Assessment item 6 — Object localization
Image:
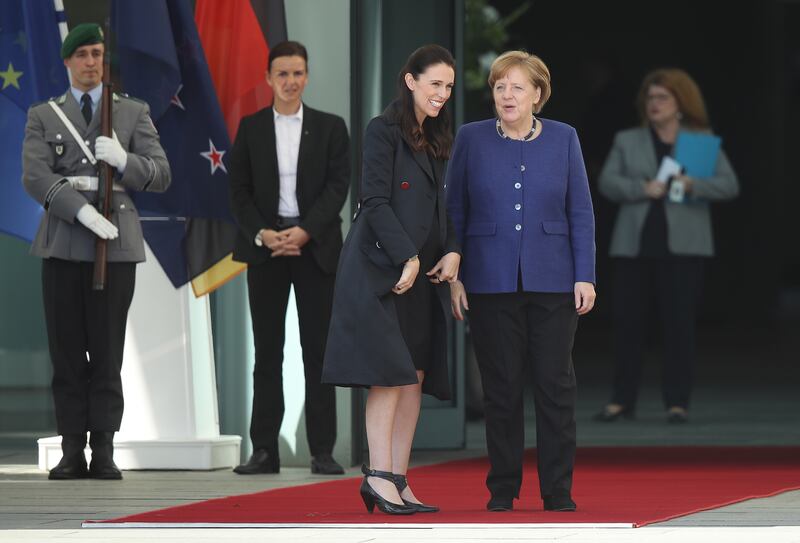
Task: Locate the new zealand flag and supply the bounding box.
[112,0,238,288]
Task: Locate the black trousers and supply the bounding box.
[610,257,704,409]
[42,258,136,435]
[245,250,337,458]
[469,291,578,499]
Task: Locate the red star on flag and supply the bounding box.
[200,139,227,175]
[171,84,186,110]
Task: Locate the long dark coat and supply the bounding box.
[322,109,460,400]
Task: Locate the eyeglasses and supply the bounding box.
[646,93,673,103]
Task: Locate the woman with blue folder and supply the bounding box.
[594,68,739,424]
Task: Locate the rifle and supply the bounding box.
[93,18,114,290]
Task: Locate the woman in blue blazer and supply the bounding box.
[447,51,596,513]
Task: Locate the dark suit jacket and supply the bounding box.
[228,104,350,273]
[322,109,460,400]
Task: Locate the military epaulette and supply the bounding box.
[113,92,146,105]
[30,93,66,109]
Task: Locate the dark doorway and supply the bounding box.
[463,0,800,442]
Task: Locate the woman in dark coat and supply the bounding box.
[322,45,460,515]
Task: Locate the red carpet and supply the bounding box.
[87,447,800,528]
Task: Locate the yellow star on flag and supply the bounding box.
[1,62,23,90]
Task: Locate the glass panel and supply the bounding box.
[0,236,54,433]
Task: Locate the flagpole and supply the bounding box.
[53,0,70,86]
[53,0,69,42]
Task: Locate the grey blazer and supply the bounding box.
[22,90,171,263]
[598,127,738,257]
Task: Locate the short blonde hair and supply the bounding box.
[488,50,551,113]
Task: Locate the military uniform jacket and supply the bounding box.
[22,89,171,263]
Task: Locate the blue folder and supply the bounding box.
[674,131,721,178]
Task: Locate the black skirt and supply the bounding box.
[393,201,442,373]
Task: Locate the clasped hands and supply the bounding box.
[644,174,694,199]
[260,226,310,257]
[392,251,460,295]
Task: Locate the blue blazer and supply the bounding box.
[445,118,595,294]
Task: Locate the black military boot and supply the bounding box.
[88,431,122,480]
[48,433,89,480]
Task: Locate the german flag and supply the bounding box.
[191,0,287,296]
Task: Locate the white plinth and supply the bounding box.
[38,242,240,471]
[38,435,240,470]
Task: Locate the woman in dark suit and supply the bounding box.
[594,69,738,424]
[323,45,461,515]
[446,51,596,513]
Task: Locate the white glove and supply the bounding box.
[76,204,119,240]
[95,136,128,172]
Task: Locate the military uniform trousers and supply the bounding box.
[42,258,135,434]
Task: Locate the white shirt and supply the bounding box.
[274,103,303,218]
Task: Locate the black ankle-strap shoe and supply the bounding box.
[359,465,415,515]
[392,473,439,513]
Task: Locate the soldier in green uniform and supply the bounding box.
[22,23,171,480]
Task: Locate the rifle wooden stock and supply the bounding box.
[92,21,115,291]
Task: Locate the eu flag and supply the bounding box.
[0,1,68,242]
[112,0,238,288]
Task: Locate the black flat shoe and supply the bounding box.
[360,465,415,515]
[666,407,689,424]
[392,472,439,513]
[311,453,345,475]
[592,404,635,422]
[543,494,577,512]
[233,449,280,474]
[486,496,514,511]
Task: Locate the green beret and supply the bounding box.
[61,23,104,59]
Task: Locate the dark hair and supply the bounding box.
[391,44,455,159]
[268,41,308,72]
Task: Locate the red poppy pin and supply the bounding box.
[400,181,410,190]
